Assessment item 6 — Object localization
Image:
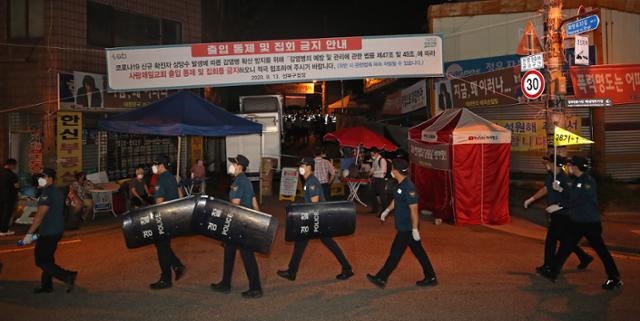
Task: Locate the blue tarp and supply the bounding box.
[98,91,262,137]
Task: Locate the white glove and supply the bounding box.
[552,180,564,192]
[22,234,34,245]
[412,228,421,241]
[380,209,390,221]
[546,204,563,213]
[523,197,535,209]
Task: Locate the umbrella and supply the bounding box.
[324,126,398,151]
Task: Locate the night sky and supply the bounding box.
[212,0,454,42]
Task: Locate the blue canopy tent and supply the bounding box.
[99,90,262,176]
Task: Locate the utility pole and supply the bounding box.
[544,0,566,150]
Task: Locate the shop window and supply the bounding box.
[87,1,182,47]
[8,0,45,40]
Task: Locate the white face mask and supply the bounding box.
[298,167,306,176]
[38,177,47,187]
[568,166,575,175]
[137,174,144,180]
[228,164,236,175]
[391,171,396,179]
[545,164,552,172]
[151,165,158,174]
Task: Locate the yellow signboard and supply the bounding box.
[554,126,594,146]
[494,119,547,152]
[56,111,83,186]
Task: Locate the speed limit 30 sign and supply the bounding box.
[521,70,545,100]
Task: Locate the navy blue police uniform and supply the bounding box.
[153,169,185,286]
[218,172,262,292]
[285,173,352,278]
[373,176,436,283]
[541,169,592,269]
[34,182,77,291]
[549,169,621,287]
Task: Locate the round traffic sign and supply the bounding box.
[521,70,545,100]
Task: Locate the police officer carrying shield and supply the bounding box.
[277,157,354,281]
[367,159,437,288]
[542,156,622,290]
[22,168,77,293]
[150,156,186,290]
[524,154,593,274]
[210,155,263,298]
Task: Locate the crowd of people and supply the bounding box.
[0,148,623,298]
[283,111,336,145]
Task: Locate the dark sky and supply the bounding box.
[211,0,453,41]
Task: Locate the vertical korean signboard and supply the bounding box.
[57,112,83,186]
[106,34,443,91]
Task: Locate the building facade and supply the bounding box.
[0,0,201,182]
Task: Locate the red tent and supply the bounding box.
[408,108,511,225]
[324,126,398,151]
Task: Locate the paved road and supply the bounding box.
[1,206,638,321]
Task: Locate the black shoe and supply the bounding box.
[66,271,78,293]
[336,269,354,280]
[602,278,623,290]
[241,289,263,299]
[416,276,438,287]
[174,265,186,281]
[150,280,172,290]
[210,282,231,294]
[366,274,386,289]
[539,268,557,283]
[277,269,296,281]
[33,287,53,294]
[577,255,594,270]
[535,265,551,275]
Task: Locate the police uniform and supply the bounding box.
[541,167,592,269]
[153,168,185,286]
[281,169,352,279]
[372,175,436,284]
[34,171,77,292]
[547,157,621,288]
[217,171,262,293]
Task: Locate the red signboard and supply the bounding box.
[570,64,640,105]
[191,37,363,57]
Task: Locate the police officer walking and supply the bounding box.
[367,159,437,289]
[542,156,622,290]
[277,157,353,281]
[211,155,263,299]
[150,156,186,290]
[524,154,593,274]
[22,168,77,293]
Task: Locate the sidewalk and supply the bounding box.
[487,183,640,257]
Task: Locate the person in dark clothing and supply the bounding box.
[210,155,263,299]
[76,75,102,108]
[22,168,77,293]
[524,154,593,273]
[277,157,353,281]
[541,156,622,290]
[367,159,437,289]
[0,159,19,236]
[149,156,186,290]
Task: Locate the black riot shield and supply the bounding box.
[285,201,356,241]
[191,196,278,254]
[121,196,198,249]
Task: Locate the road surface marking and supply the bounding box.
[0,239,82,254]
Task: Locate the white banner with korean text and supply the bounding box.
[106,34,443,91]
